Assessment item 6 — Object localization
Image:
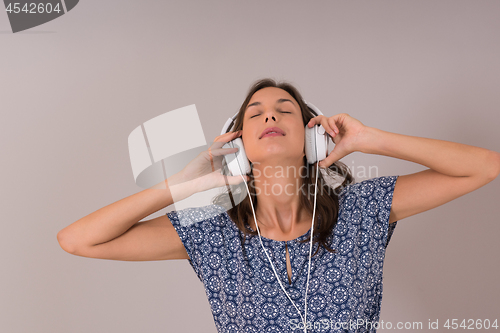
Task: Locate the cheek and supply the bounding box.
[293,129,305,146]
[291,135,305,153]
[295,131,306,153]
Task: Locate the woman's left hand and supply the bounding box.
[307,113,368,168]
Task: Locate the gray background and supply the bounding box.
[1,1,500,332]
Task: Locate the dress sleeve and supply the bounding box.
[339,175,399,249]
[366,175,399,248]
[165,204,227,281]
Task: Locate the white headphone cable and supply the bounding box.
[304,138,320,331]
[238,148,320,333]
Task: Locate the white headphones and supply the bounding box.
[220,99,329,332]
[220,100,328,175]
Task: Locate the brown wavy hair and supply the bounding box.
[213,78,354,257]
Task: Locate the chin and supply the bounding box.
[252,153,304,165]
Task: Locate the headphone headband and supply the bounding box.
[220,99,324,135]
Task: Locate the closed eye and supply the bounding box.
[250,111,291,119]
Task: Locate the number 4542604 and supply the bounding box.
[444,319,498,330]
[5,2,62,14]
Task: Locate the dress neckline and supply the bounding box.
[243,222,313,244]
[223,211,313,244]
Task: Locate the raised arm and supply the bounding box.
[359,127,500,223]
[307,113,500,224]
[56,129,247,261]
[56,172,194,261]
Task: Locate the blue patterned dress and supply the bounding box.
[166,175,399,333]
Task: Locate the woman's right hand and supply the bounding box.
[177,130,250,192]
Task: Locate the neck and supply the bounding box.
[249,158,313,239]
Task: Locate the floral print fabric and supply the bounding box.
[166,175,399,332]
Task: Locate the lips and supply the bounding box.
[260,127,285,139]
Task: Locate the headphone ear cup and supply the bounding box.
[305,124,328,164]
[222,138,251,176]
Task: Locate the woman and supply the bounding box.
[57,78,500,333]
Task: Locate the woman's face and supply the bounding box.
[241,87,305,166]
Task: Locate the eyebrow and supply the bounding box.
[245,98,296,111]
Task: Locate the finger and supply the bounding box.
[308,116,323,127]
[308,116,336,138]
[217,168,249,185]
[208,149,215,172]
[318,146,347,168]
[307,115,325,128]
[210,135,241,151]
[209,147,239,157]
[218,129,241,138]
[225,174,250,185]
[214,130,242,142]
[327,117,340,134]
[319,118,336,137]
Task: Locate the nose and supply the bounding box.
[265,115,276,122]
